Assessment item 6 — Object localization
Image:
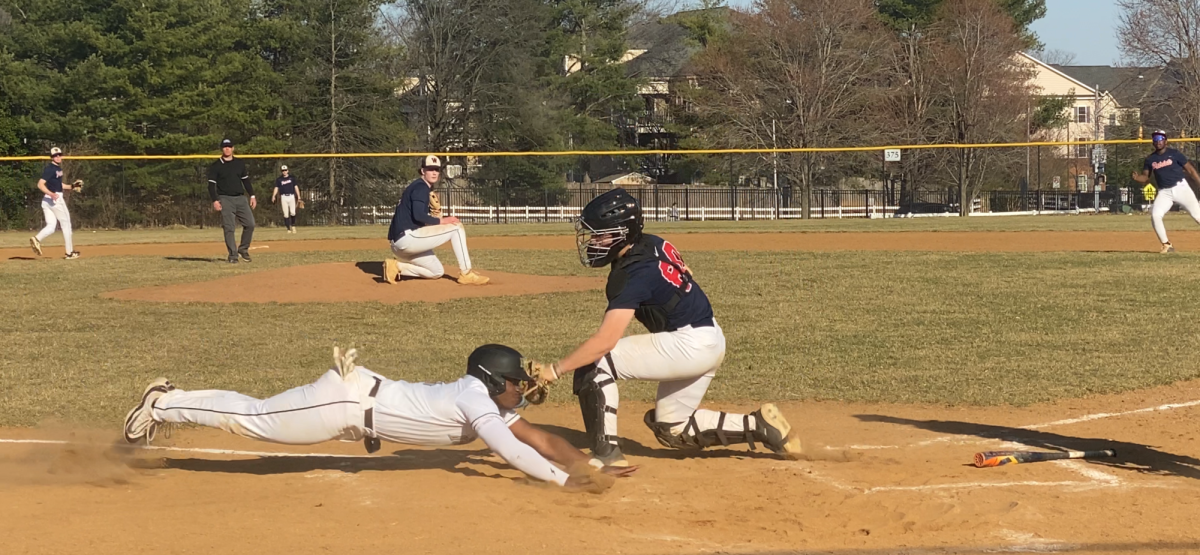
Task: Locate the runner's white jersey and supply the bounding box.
[365,372,520,445]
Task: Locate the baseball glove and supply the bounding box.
[71,179,83,193]
[429,190,443,218]
[298,199,305,210]
[521,359,558,405]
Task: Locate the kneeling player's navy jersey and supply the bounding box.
[605,234,713,333]
[1145,148,1190,188]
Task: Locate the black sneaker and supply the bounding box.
[64,251,80,260]
[228,256,239,264]
[239,252,251,263]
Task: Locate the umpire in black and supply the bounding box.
[208,138,257,263]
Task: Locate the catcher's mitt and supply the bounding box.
[521,359,558,405]
[71,179,83,193]
[297,199,305,210]
[429,190,443,218]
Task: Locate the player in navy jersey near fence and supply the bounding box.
[1132,130,1200,253]
[272,165,301,233]
[527,188,802,467]
[29,147,81,259]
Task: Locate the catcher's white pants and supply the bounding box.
[1151,180,1200,244]
[151,369,372,445]
[593,321,751,436]
[389,224,473,279]
[280,194,297,218]
[35,195,73,254]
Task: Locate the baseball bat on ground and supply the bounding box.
[973,449,1116,468]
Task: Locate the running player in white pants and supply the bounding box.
[122,344,637,489]
[530,188,802,467]
[1133,130,1200,253]
[29,147,80,259]
[384,155,488,285]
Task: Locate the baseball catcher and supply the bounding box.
[123,344,635,490]
[527,188,802,467]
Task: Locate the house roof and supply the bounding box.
[1050,64,1164,107]
[624,20,698,80]
[593,172,654,184]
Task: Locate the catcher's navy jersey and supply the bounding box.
[606,235,714,332]
[41,163,63,193]
[1145,148,1190,187]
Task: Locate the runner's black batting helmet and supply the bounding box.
[576,188,644,268]
[465,344,534,397]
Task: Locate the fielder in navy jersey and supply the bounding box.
[1132,130,1200,253]
[527,188,802,467]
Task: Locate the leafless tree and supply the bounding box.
[927,0,1034,215]
[690,0,891,217]
[1030,48,1078,66]
[1118,0,1200,135]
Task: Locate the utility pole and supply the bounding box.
[771,119,778,189]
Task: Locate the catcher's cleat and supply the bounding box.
[29,237,42,256]
[752,403,802,458]
[1161,242,1175,254]
[239,251,252,263]
[457,270,490,285]
[64,251,80,260]
[384,258,399,284]
[124,378,175,444]
[588,446,631,469]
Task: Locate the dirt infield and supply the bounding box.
[7,228,1200,554]
[102,262,604,304]
[6,229,1200,260]
[2,381,1199,555]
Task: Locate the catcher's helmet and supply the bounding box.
[576,188,643,268]
[466,344,533,397]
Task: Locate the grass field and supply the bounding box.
[0,211,1189,248]
[5,219,1200,428]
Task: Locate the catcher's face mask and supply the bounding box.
[576,218,628,268]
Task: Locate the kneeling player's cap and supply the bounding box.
[50,147,62,156]
[280,165,288,171]
[421,155,443,170]
[221,138,234,148]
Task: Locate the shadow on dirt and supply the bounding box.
[537,424,782,461]
[133,448,517,481]
[855,414,1200,480]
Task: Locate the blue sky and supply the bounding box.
[722,0,1123,66]
[1029,0,1122,65]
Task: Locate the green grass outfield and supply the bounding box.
[0,211,1189,248]
[4,232,1200,428]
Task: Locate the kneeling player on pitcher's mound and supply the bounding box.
[123,344,636,489]
[384,155,488,285]
[526,188,802,467]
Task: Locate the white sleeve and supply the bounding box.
[471,414,568,486]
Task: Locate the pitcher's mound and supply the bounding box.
[102,262,604,304]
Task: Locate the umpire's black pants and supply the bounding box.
[219,194,255,259]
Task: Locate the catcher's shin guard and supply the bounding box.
[574,361,622,462]
[643,408,799,455]
[643,409,749,450]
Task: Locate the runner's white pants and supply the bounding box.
[35,195,73,254]
[152,369,374,445]
[1151,180,1200,244]
[389,224,473,278]
[280,194,296,218]
[591,320,754,436]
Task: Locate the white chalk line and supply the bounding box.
[0,438,370,459]
[832,398,1200,451]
